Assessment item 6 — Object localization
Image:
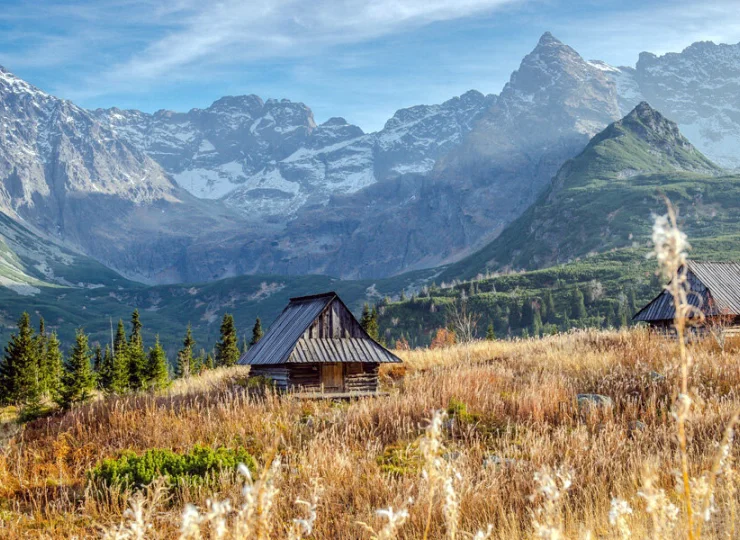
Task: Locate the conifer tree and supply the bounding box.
[35,317,50,396]
[485,323,495,341]
[241,337,248,356]
[0,313,38,405]
[44,331,64,402]
[192,350,205,375]
[627,288,637,317]
[176,325,195,379]
[98,344,114,391]
[543,290,557,324]
[532,310,543,337]
[58,329,95,409]
[570,288,587,320]
[216,314,240,367]
[204,353,215,370]
[509,301,522,329]
[110,320,130,394]
[521,299,535,329]
[145,336,169,391]
[360,304,372,332]
[364,307,380,341]
[127,310,147,391]
[249,318,264,347]
[92,344,103,375]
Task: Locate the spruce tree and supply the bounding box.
[192,350,205,376]
[110,320,130,394]
[176,325,195,379]
[532,310,543,337]
[627,288,637,317]
[249,318,264,347]
[204,353,215,370]
[35,317,50,397]
[127,310,147,391]
[521,299,535,329]
[509,301,522,329]
[146,336,169,391]
[544,290,557,324]
[92,345,103,375]
[0,313,39,405]
[44,332,64,402]
[485,323,495,341]
[570,288,587,320]
[364,307,380,341]
[58,329,95,409]
[216,314,240,367]
[98,344,114,391]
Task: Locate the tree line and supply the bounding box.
[0,310,265,418]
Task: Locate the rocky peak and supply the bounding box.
[207,94,264,116]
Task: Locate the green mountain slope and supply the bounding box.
[441,102,738,282]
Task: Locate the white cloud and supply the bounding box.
[100,0,520,82]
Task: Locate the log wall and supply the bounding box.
[249,366,290,391]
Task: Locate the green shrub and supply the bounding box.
[447,397,479,424]
[89,445,256,490]
[376,442,420,477]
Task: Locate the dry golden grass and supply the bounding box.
[2,328,740,538]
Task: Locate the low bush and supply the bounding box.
[89,444,256,490]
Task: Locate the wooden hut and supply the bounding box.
[633,261,740,330]
[238,292,401,395]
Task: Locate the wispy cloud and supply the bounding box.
[2,0,521,99]
[1,0,740,131]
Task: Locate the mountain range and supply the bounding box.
[3,32,740,347]
[3,33,740,286]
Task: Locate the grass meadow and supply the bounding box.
[1,327,740,538]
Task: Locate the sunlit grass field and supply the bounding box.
[1,327,740,538]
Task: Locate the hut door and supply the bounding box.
[321,363,344,392]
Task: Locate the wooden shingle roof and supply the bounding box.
[633,261,740,322]
[238,292,401,366]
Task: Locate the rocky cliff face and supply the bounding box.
[3,34,740,284]
[606,40,740,169]
[95,89,494,222]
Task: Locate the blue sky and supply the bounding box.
[1,0,739,131]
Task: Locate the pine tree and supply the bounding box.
[544,290,557,324]
[521,299,535,329]
[363,307,380,341]
[92,344,103,375]
[192,349,205,376]
[110,320,130,394]
[360,304,372,332]
[44,332,64,402]
[0,313,39,405]
[98,344,114,391]
[58,329,95,409]
[509,301,522,329]
[627,288,637,317]
[532,310,543,337]
[35,317,50,397]
[249,318,264,347]
[485,323,495,341]
[618,302,630,328]
[176,325,195,379]
[127,310,147,391]
[241,337,248,356]
[204,353,215,370]
[145,336,169,391]
[216,314,240,367]
[570,288,587,320]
